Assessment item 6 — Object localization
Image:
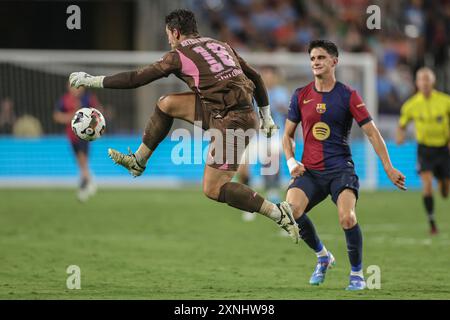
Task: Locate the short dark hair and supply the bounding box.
[308,40,339,57]
[165,9,199,36]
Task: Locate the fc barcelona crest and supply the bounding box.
[316,103,327,114]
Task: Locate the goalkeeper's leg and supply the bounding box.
[108,92,196,176]
[203,165,299,243]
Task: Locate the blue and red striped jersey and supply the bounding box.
[288,81,372,171]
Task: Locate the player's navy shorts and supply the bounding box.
[288,167,360,213]
[417,144,450,179]
[70,138,89,155]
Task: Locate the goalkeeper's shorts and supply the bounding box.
[194,94,257,172]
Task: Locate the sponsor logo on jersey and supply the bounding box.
[303,99,314,104]
[312,122,330,141]
[316,103,327,114]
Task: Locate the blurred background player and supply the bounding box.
[68,9,300,242]
[240,65,290,221]
[0,97,17,134]
[53,84,99,202]
[396,67,450,235]
[283,40,406,290]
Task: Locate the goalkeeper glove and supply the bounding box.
[258,105,278,138]
[69,72,105,89]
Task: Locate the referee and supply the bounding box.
[396,67,450,235]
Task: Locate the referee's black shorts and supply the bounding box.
[417,144,450,179]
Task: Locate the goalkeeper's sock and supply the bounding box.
[134,143,151,168]
[344,223,363,274]
[296,214,325,255]
[142,105,174,151]
[217,182,281,220]
[259,200,282,221]
[423,195,436,227]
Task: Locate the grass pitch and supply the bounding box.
[0,188,449,299]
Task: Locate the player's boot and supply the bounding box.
[108,148,146,177]
[77,178,90,202]
[430,222,439,235]
[309,251,336,285]
[276,202,300,244]
[87,180,97,197]
[345,275,366,291]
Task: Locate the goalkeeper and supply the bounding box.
[68,9,299,242]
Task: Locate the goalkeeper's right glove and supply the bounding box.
[69,72,105,89]
[258,105,278,138]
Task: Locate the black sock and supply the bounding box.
[344,224,363,272]
[80,178,89,189]
[296,214,323,252]
[423,196,436,227]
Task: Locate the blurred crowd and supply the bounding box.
[189,0,450,114]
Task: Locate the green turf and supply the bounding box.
[0,188,449,299]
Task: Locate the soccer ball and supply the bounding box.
[71,107,106,141]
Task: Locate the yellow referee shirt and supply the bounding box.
[399,90,450,147]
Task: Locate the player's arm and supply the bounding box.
[349,89,406,190]
[231,48,276,137]
[283,89,305,177]
[53,110,72,124]
[283,119,305,177]
[396,101,412,145]
[362,121,406,191]
[53,98,72,124]
[68,52,180,89]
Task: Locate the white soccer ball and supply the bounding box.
[71,107,106,141]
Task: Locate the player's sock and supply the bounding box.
[296,214,326,256]
[350,269,364,278]
[218,182,280,220]
[344,223,363,274]
[259,200,282,221]
[80,177,89,190]
[134,143,151,168]
[142,105,174,152]
[423,195,436,228]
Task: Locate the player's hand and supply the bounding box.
[69,72,104,89]
[258,105,279,138]
[287,157,305,177]
[386,167,407,191]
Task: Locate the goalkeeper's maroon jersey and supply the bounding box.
[158,37,256,111]
[103,36,268,113]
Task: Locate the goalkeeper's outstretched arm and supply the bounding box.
[69,52,180,89]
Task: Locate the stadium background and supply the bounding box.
[0,0,449,300]
[1,0,449,189]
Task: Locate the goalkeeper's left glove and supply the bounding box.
[69,72,105,89]
[258,105,278,138]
